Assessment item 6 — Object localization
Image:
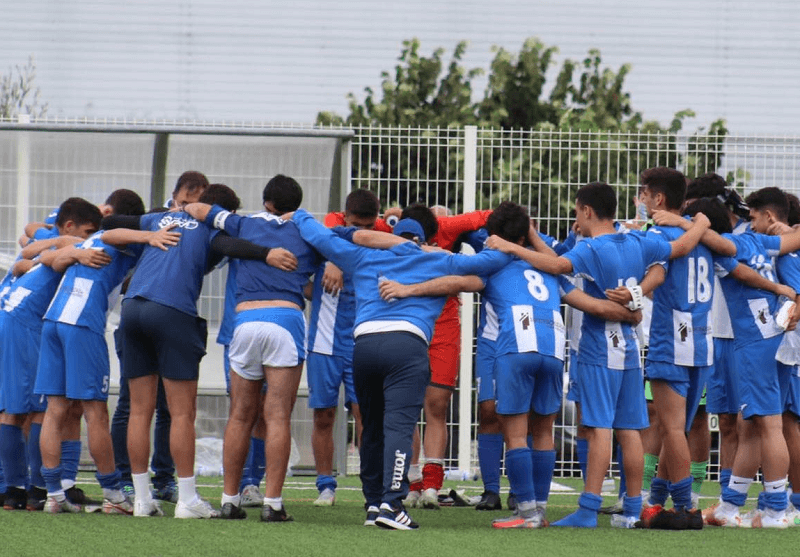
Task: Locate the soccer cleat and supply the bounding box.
[3,487,27,510]
[701,502,720,524]
[103,497,134,515]
[44,495,82,514]
[599,496,624,515]
[749,511,790,529]
[152,482,179,504]
[175,497,219,519]
[506,493,518,512]
[610,514,638,529]
[133,499,164,517]
[705,504,743,527]
[375,502,419,530]
[683,508,704,530]
[784,503,800,526]
[420,488,440,510]
[220,502,247,520]
[650,508,688,530]
[403,489,422,508]
[475,491,502,511]
[27,486,47,511]
[314,488,335,507]
[260,504,294,522]
[637,503,663,528]
[240,484,264,508]
[121,484,135,499]
[364,505,380,526]
[493,508,548,529]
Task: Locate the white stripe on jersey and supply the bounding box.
[553,309,566,360]
[55,277,94,325]
[604,321,627,370]
[312,291,339,355]
[511,305,538,353]
[747,297,782,340]
[481,301,499,342]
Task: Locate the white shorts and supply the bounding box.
[229,308,306,380]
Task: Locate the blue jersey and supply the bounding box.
[206,206,318,308]
[293,209,513,343]
[776,251,800,365]
[0,227,59,306]
[44,208,59,225]
[646,223,714,367]
[714,231,783,347]
[216,258,238,345]
[124,211,220,316]
[2,255,64,331]
[562,232,671,370]
[482,258,574,359]
[307,261,356,356]
[44,232,143,336]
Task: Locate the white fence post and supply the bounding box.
[457,125,478,476]
[16,115,31,243]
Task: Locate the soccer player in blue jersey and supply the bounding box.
[657,197,800,528]
[184,175,312,522]
[0,198,103,511]
[487,182,710,528]
[104,183,293,519]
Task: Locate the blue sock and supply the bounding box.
[757,490,766,511]
[552,492,601,528]
[649,477,670,506]
[0,424,27,488]
[719,468,732,491]
[576,438,588,482]
[790,491,800,509]
[250,437,265,486]
[60,440,81,484]
[623,494,642,519]
[27,423,44,489]
[239,444,255,491]
[505,447,535,504]
[764,490,788,512]
[41,465,63,495]
[721,485,748,507]
[0,456,5,494]
[477,433,503,494]
[616,444,626,498]
[532,449,555,504]
[316,474,337,493]
[96,469,122,490]
[669,476,693,511]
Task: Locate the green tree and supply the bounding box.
[1,56,48,120]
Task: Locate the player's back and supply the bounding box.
[307,260,356,356]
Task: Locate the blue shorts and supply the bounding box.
[778,362,796,415]
[577,363,648,430]
[0,314,46,415]
[784,364,800,418]
[645,360,710,432]
[475,337,496,404]
[307,352,356,409]
[706,337,740,415]
[566,349,580,403]
[230,307,306,380]
[737,336,783,419]
[119,297,208,381]
[35,321,110,401]
[494,352,563,416]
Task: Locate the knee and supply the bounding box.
[313,408,336,430]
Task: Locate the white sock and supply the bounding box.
[408,465,422,484]
[177,476,197,505]
[103,488,125,504]
[764,478,787,493]
[221,492,241,507]
[61,479,76,490]
[536,501,547,510]
[264,496,283,511]
[729,475,752,494]
[49,490,65,501]
[132,473,152,502]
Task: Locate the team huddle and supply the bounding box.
[0,167,799,531]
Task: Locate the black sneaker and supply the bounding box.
[65,486,97,505]
[364,504,380,526]
[476,491,502,511]
[220,502,247,520]
[260,505,294,522]
[682,508,704,530]
[375,502,419,530]
[506,493,517,512]
[649,508,688,530]
[3,487,27,510]
[26,486,47,511]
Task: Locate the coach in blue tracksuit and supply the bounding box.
[291,209,512,530]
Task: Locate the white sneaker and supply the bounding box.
[610,514,638,529]
[420,488,439,509]
[706,503,743,527]
[44,495,81,514]
[240,484,264,508]
[785,502,800,526]
[403,489,421,508]
[133,498,164,517]
[750,509,790,529]
[314,488,336,507]
[175,497,220,519]
[103,497,134,515]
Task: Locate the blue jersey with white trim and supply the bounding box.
[293,210,513,343]
[44,232,143,336]
[482,257,574,359]
[307,261,356,356]
[206,206,319,309]
[0,227,59,306]
[562,232,671,370]
[646,223,714,367]
[216,258,238,345]
[714,231,783,347]
[2,255,63,331]
[124,211,220,316]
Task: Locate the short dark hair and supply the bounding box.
[262,174,303,213]
[787,193,800,226]
[486,201,530,244]
[575,182,617,220]
[344,189,380,218]
[172,171,209,196]
[401,203,439,242]
[104,189,145,216]
[199,184,242,212]
[641,167,687,210]
[56,197,103,229]
[686,173,727,200]
[745,187,789,224]
[684,198,732,234]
